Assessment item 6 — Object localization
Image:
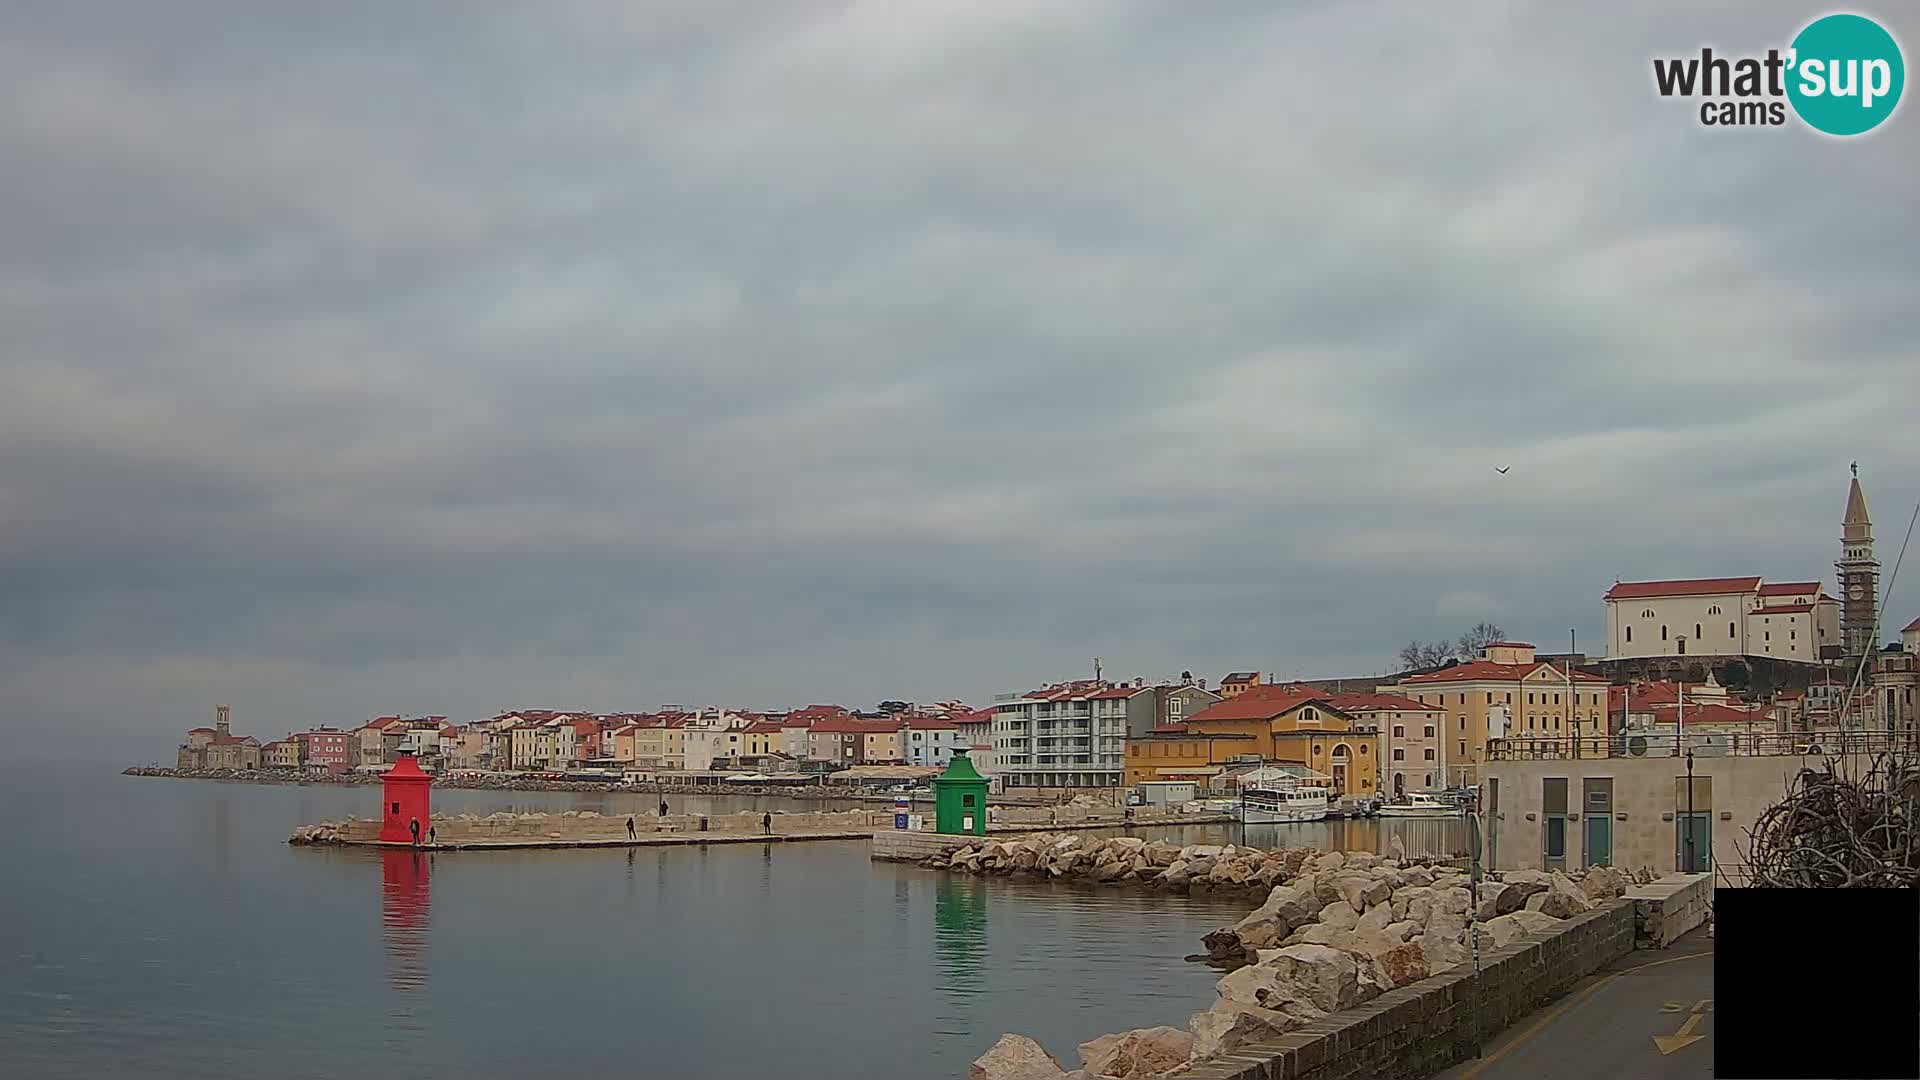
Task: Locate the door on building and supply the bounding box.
[1677,813,1711,872]
[1544,815,1567,872]
[1542,777,1568,872]
[1584,814,1612,868]
[1582,778,1613,868]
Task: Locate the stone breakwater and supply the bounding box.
[916,835,1458,896]
[966,847,1655,1080]
[290,807,894,845]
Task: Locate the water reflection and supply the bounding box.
[380,850,431,993]
[933,877,988,990]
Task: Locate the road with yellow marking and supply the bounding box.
[1434,927,1714,1080]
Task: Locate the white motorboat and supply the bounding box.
[1237,784,1332,824]
[1376,792,1457,818]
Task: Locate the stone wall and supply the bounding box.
[870,831,975,862]
[295,809,891,844]
[1625,873,1712,949]
[1178,902,1636,1080]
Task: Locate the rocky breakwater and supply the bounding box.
[969,852,1644,1080]
[923,835,1329,895]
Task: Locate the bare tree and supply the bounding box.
[1456,621,1507,658]
[1396,640,1457,672]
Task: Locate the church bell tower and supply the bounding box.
[1837,463,1879,661]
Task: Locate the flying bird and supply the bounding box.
[1494,465,1510,475]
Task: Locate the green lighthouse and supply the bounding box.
[932,750,989,836]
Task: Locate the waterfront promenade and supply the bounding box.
[1432,928,1714,1080]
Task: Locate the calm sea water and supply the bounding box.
[0,765,1466,1079]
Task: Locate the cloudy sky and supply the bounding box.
[4,1,1916,758]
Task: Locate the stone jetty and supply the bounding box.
[290,808,890,849]
[968,850,1654,1080]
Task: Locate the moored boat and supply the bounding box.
[1376,792,1457,818]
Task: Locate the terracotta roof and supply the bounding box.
[952,708,995,725]
[742,719,786,734]
[187,727,216,734]
[1186,684,1335,722]
[1904,617,1920,633]
[1147,723,1190,734]
[1757,582,1821,596]
[1753,603,1813,614]
[810,717,903,734]
[1404,660,1606,685]
[1324,692,1442,713]
[1645,702,1763,727]
[903,716,960,730]
[1088,686,1148,700]
[210,735,258,746]
[1605,577,1762,600]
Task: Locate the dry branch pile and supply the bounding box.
[1744,754,1920,887]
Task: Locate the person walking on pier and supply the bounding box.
[762,811,773,835]
[428,825,436,846]
[659,799,669,818]
[626,815,637,840]
[408,817,421,848]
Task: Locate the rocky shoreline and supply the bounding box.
[958,840,1651,1079]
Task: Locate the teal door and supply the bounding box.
[1676,813,1711,872]
[1544,815,1567,872]
[1584,814,1612,868]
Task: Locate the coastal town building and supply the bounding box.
[176,706,264,770]
[989,681,1124,789]
[1219,672,1261,698]
[1125,685,1380,796]
[293,729,353,773]
[1394,642,1609,784]
[1602,577,1840,665]
[263,739,301,769]
[904,715,965,767]
[1323,692,1445,796]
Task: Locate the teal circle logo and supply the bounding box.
[1786,13,1905,135]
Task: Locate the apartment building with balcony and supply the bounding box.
[988,681,1125,789]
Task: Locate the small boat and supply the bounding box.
[1238,784,1332,824]
[1377,792,1458,818]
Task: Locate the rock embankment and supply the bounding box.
[969,852,1651,1080]
[921,835,1385,896]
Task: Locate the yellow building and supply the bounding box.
[742,720,781,757]
[263,740,303,769]
[861,726,905,763]
[1126,685,1380,796]
[1393,642,1610,782]
[631,723,686,770]
[1219,672,1262,698]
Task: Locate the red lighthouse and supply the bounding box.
[378,753,433,844]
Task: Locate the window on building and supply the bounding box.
[1764,631,1770,641]
[1695,623,1702,639]
[1626,626,1632,642]
[1729,622,1736,638]
[1359,745,1369,755]
[1661,625,1669,640]
[1708,605,1721,615]
[1528,693,1535,705]
[1642,608,1655,618]
[1458,740,1466,757]
[1425,773,1434,786]
[1553,693,1561,705]
[1423,748,1434,760]
[1423,725,1435,737]
[1393,725,1405,738]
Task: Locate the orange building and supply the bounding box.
[1125,684,1379,796]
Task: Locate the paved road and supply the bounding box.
[1434,927,1715,1080]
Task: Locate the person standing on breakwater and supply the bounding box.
[658,799,669,818]
[762,812,772,835]
[428,825,436,846]
[627,815,637,839]
[409,818,420,848]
